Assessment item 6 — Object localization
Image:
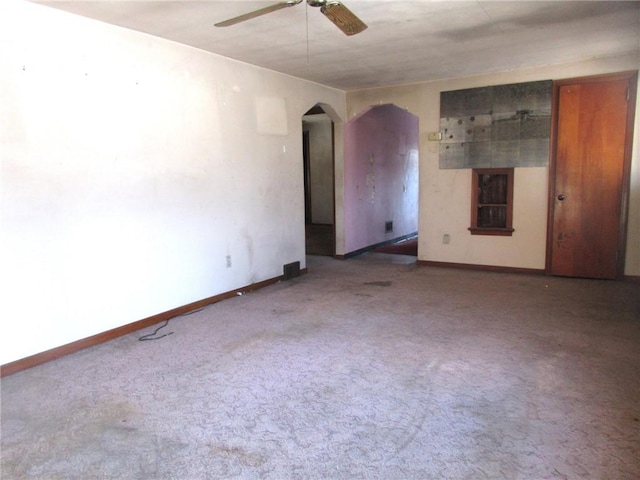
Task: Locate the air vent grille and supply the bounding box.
[283,261,301,280]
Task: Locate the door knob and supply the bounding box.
[557,194,566,201]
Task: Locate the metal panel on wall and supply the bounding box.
[439,80,552,169]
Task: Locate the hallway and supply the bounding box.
[305,224,334,257]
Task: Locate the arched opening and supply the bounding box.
[302,104,335,256]
[342,104,419,258]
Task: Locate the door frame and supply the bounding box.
[302,106,337,256]
[545,70,638,278]
[303,130,312,225]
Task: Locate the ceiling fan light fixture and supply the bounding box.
[214,0,367,36]
[320,2,368,36]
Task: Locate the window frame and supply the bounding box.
[469,167,515,236]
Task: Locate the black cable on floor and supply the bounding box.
[137,307,205,341]
[138,320,173,341]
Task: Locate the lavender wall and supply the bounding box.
[343,104,419,254]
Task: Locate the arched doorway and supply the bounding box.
[342,104,419,257]
[302,104,335,256]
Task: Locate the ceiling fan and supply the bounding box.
[215,0,368,36]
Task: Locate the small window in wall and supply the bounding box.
[469,168,514,236]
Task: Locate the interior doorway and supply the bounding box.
[547,71,637,279]
[302,105,335,256]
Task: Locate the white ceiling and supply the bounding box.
[35,1,640,90]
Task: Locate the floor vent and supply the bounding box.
[385,221,393,233]
[283,261,301,280]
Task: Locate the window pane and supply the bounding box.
[479,174,508,204]
[478,206,507,228]
[470,167,514,236]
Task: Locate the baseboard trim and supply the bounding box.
[335,232,418,260]
[1,269,307,377]
[417,260,545,276]
[417,262,638,280]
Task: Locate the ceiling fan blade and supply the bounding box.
[215,0,302,27]
[320,1,367,36]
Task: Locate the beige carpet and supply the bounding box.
[2,253,639,479]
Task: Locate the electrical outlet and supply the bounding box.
[443,234,450,244]
[225,255,232,268]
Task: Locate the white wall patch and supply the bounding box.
[255,96,288,136]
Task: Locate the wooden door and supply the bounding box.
[548,72,637,279]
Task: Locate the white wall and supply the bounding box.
[0,1,345,365]
[347,53,640,275]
